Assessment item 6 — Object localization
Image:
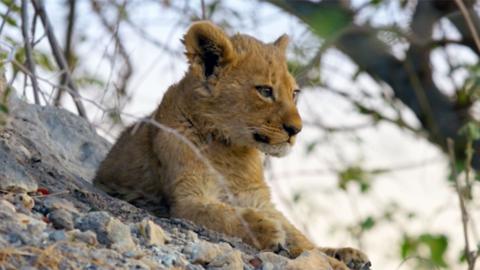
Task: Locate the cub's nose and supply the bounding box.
[283,123,302,136]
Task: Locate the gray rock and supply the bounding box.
[8,99,110,182]
[257,252,289,269]
[42,197,79,213]
[135,219,170,246]
[68,229,98,246]
[184,240,234,265]
[0,199,16,215]
[76,211,136,252]
[0,139,37,192]
[76,211,112,244]
[49,230,67,241]
[208,249,244,270]
[48,208,74,230]
[187,264,206,270]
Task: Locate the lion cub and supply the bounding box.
[94,21,370,270]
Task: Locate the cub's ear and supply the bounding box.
[183,21,235,78]
[273,34,289,53]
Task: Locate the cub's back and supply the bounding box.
[93,123,170,216]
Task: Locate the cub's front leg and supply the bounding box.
[170,182,286,251]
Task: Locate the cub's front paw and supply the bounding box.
[242,209,286,251]
[321,247,371,270]
[325,256,351,270]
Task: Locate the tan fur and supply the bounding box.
[94,21,370,270]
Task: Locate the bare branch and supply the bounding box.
[21,0,41,105]
[0,1,14,35]
[447,138,477,270]
[54,0,76,106]
[201,0,206,20]
[453,0,480,52]
[31,0,87,119]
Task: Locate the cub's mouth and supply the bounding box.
[253,132,271,144]
[252,132,293,157]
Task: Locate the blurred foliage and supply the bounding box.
[400,233,449,268]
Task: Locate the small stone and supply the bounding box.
[256,252,289,270]
[4,192,34,212]
[107,216,137,252]
[138,219,170,246]
[124,250,136,258]
[184,240,232,265]
[68,229,98,245]
[91,247,121,261]
[48,209,74,230]
[0,199,16,215]
[208,250,243,270]
[262,262,274,270]
[186,264,204,270]
[0,159,38,193]
[76,211,136,251]
[49,230,67,241]
[42,197,78,214]
[186,230,198,242]
[249,257,263,268]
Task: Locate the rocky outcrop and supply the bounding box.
[0,92,335,269]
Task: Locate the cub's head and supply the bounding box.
[183,21,302,157]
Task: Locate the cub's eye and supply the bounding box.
[255,85,274,99]
[293,89,301,101]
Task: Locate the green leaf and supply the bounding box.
[1,0,20,13]
[0,103,8,114]
[400,233,449,268]
[448,160,465,182]
[360,216,375,231]
[459,122,480,141]
[292,192,302,203]
[337,165,371,193]
[400,235,415,259]
[0,13,17,27]
[76,75,105,88]
[33,51,55,71]
[305,141,317,155]
[458,249,467,263]
[418,234,448,267]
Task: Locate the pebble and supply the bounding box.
[137,219,170,246]
[208,249,244,270]
[48,208,74,230]
[0,199,16,215]
[68,229,98,245]
[49,230,67,241]
[184,240,233,265]
[186,230,198,242]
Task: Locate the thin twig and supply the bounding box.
[21,0,41,105]
[30,0,87,119]
[454,0,480,52]
[54,0,76,106]
[0,1,14,35]
[30,8,37,47]
[447,138,477,270]
[201,0,206,20]
[91,0,132,98]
